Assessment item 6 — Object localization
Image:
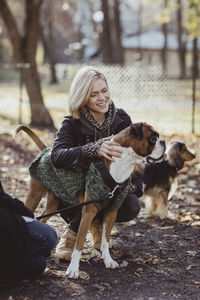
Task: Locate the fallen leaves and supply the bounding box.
[178,213,200,226]
[123,220,136,227]
[0,131,200,299]
[186,264,197,271]
[120,260,129,267]
[131,255,158,265]
[161,292,169,296]
[135,232,145,237]
[45,269,90,281]
[44,269,87,296]
[68,281,86,297]
[94,282,111,292]
[45,269,66,277]
[79,271,90,280]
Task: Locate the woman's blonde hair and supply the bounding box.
[68,66,108,119]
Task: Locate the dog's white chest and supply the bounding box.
[110,147,143,183]
[168,177,178,200]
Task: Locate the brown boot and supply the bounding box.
[55,228,77,261]
[89,221,102,250]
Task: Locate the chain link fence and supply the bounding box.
[0,62,199,134]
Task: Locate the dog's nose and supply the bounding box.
[160,140,166,147]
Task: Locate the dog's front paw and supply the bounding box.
[66,249,81,279]
[66,265,79,279]
[104,257,119,269]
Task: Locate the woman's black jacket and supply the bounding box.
[51,108,132,173]
[0,181,34,280]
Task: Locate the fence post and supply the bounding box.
[18,65,23,124]
[191,38,198,134]
[192,71,196,134]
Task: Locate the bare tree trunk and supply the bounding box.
[101,0,114,63]
[40,24,49,62]
[136,4,143,61]
[113,0,124,64]
[41,1,58,84]
[47,6,58,84]
[23,63,54,126]
[0,40,3,61]
[177,0,186,79]
[193,38,199,78]
[161,21,167,73]
[161,0,168,73]
[0,0,55,128]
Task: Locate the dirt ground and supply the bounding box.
[0,128,200,300]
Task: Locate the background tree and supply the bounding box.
[0,0,55,128]
[101,0,123,64]
[113,0,124,64]
[161,0,169,73]
[187,0,200,78]
[101,0,114,63]
[177,0,186,79]
[136,3,143,62]
[40,0,58,84]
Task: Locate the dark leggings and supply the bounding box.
[60,193,141,233]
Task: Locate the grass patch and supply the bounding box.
[0,68,20,82]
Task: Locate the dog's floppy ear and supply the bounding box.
[176,142,185,169]
[0,181,4,192]
[168,142,184,170]
[175,155,184,170]
[130,123,143,140]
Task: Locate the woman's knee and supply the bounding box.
[116,194,141,222]
[130,195,141,216]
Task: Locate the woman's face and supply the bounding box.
[86,79,110,117]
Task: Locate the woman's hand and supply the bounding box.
[98,136,123,162]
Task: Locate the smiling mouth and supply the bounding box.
[97,101,108,107]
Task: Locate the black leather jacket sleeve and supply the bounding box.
[51,117,84,171]
[51,110,132,172]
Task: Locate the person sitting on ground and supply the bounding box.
[49,66,143,261]
[0,180,57,281]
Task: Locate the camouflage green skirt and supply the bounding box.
[29,148,130,212]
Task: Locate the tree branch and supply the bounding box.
[0,0,22,60]
[24,0,43,61]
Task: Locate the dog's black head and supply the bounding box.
[167,141,195,170]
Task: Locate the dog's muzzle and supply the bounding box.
[147,139,166,164]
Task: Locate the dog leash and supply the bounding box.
[36,184,123,221]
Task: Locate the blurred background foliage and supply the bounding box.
[0,0,199,134]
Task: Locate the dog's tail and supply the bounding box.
[13,125,47,151]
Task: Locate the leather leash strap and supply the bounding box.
[36,184,123,221]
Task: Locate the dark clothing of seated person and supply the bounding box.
[0,181,57,281]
